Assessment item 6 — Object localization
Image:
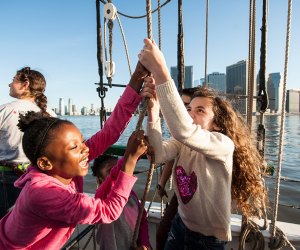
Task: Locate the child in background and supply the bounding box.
[0,67,56,218]
[92,155,151,250]
[0,62,154,249]
[140,38,267,249]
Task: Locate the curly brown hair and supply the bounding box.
[192,87,268,220]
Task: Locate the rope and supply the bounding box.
[177,0,184,95]
[96,0,107,129]
[270,0,292,240]
[132,1,154,248]
[158,0,162,50]
[256,0,269,158]
[246,0,256,127]
[99,0,171,19]
[203,0,209,87]
[269,225,296,250]
[239,219,265,250]
[115,13,132,76]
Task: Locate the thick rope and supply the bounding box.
[239,219,265,250]
[246,0,256,127]
[96,0,106,129]
[177,0,184,95]
[269,225,296,250]
[158,0,162,50]
[257,0,269,158]
[132,1,154,248]
[270,0,292,241]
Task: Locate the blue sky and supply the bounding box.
[0,0,299,111]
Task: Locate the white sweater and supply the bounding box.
[147,80,234,241]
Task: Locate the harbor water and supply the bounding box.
[64,114,300,224]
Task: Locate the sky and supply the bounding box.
[0,0,299,111]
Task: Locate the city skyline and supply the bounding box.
[52,62,298,115]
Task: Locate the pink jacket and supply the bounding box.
[0,86,141,250]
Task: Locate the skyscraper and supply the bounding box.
[170,66,193,89]
[206,72,226,93]
[267,73,283,113]
[286,89,300,113]
[226,60,256,114]
[68,98,73,116]
[59,98,65,116]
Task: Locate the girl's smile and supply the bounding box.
[41,123,90,184]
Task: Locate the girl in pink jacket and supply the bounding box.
[0,63,153,250]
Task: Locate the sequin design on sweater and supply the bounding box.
[176,166,197,204]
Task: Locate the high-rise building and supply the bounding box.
[81,106,88,116]
[59,98,65,116]
[206,72,226,93]
[267,73,283,113]
[68,98,73,116]
[170,66,193,89]
[286,89,300,113]
[226,60,256,114]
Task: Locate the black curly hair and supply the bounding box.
[18,111,73,165]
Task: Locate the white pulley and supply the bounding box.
[104,3,117,20]
[105,61,115,78]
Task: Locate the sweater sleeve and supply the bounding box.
[155,80,234,161]
[28,171,137,225]
[147,118,181,164]
[86,85,142,161]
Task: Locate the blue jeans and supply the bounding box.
[164,213,227,250]
[0,170,20,218]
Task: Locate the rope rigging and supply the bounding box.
[177,0,184,95]
[132,1,156,248]
[246,0,256,128]
[96,0,107,129]
[256,0,269,159]
[269,1,295,249]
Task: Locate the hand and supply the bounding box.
[142,76,156,102]
[122,130,148,175]
[125,130,148,160]
[129,62,150,93]
[138,38,171,84]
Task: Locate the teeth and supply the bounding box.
[80,159,88,169]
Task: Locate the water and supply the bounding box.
[63,114,300,224]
